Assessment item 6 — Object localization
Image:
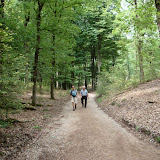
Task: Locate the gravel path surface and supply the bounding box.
[15,93,160,160]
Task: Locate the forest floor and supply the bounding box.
[0,91,68,160]
[0,80,160,160]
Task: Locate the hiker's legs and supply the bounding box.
[75,97,77,109]
[75,103,77,109]
[85,96,87,107]
[71,97,75,110]
[81,97,84,106]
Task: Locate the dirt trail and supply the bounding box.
[15,93,160,160]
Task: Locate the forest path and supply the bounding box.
[15,93,160,160]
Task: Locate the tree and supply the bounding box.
[155,0,160,34]
[32,0,45,105]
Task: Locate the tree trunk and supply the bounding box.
[50,33,56,99]
[0,0,5,89]
[78,73,81,90]
[62,81,67,90]
[51,58,55,99]
[38,72,42,94]
[0,0,5,27]
[84,63,87,89]
[127,54,130,80]
[134,0,144,83]
[32,1,44,106]
[91,45,96,91]
[71,71,75,86]
[97,35,101,73]
[56,71,59,89]
[112,55,116,66]
[155,0,160,34]
[138,39,144,82]
[24,12,30,88]
[51,74,55,99]
[149,52,157,79]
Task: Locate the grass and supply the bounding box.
[0,118,18,128]
[122,98,127,102]
[0,119,11,128]
[33,126,41,130]
[9,110,21,114]
[44,115,52,118]
[97,96,104,103]
[157,136,160,143]
[136,126,140,132]
[117,103,121,107]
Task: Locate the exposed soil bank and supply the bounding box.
[98,79,160,147]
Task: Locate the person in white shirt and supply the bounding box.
[80,86,88,108]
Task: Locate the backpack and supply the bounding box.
[71,90,77,97]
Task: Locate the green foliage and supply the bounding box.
[97,2,160,96]
[33,126,41,130]
[0,119,11,128]
[97,96,104,103]
[0,24,25,118]
[136,126,140,132]
[111,101,116,106]
[1,0,160,112]
[0,118,18,128]
[44,115,51,118]
[157,136,160,143]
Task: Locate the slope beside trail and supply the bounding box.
[15,93,160,160]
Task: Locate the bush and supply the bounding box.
[96,65,141,96]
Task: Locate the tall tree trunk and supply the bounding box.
[97,35,101,73]
[32,1,44,106]
[84,63,87,89]
[91,45,96,91]
[62,81,67,90]
[135,53,138,78]
[149,52,157,79]
[0,0,5,27]
[0,0,5,88]
[71,71,75,86]
[138,39,144,82]
[78,73,81,90]
[112,55,116,66]
[155,0,160,34]
[127,54,130,80]
[0,0,5,60]
[134,0,144,83]
[50,34,56,99]
[56,71,59,89]
[51,74,55,99]
[38,72,42,94]
[51,57,55,99]
[24,12,30,88]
